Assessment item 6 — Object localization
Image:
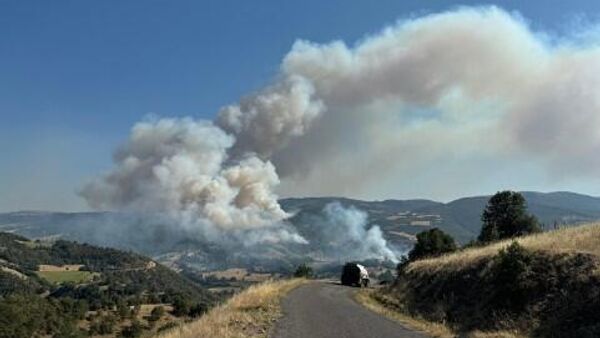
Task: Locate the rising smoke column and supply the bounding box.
[81,48,326,245]
[304,202,399,262]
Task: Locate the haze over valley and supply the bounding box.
[3,191,600,273]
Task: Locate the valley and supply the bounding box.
[2,191,600,277]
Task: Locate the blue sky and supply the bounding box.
[2,0,600,211]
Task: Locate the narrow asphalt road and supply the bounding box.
[271,281,428,338]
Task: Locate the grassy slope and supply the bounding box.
[157,278,306,338]
[369,223,600,338]
[355,290,456,338]
[36,270,95,283]
[409,222,600,273]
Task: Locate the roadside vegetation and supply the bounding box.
[157,278,307,338]
[293,263,314,278]
[365,191,600,337]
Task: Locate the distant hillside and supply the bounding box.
[0,232,215,337]
[281,191,600,244]
[2,191,600,273]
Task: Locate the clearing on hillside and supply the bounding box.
[36,270,96,284]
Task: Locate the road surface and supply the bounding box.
[271,281,428,338]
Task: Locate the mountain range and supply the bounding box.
[2,191,600,271]
[281,191,600,244]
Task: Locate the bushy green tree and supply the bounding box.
[189,303,208,318]
[293,263,314,278]
[408,228,457,261]
[479,191,541,243]
[172,295,191,317]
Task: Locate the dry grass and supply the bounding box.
[356,289,525,338]
[156,278,307,338]
[355,289,454,338]
[410,223,600,273]
[357,223,600,338]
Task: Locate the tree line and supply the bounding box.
[400,190,541,268]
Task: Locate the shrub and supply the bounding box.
[149,305,165,322]
[378,270,395,284]
[89,313,117,335]
[157,321,179,333]
[119,320,144,338]
[408,228,457,261]
[189,303,209,318]
[492,241,535,311]
[172,295,191,317]
[293,263,313,278]
[396,256,410,276]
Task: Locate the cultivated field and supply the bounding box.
[36,270,96,283]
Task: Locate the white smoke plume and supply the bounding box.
[217,75,324,159]
[273,6,600,198]
[83,6,600,254]
[80,117,307,245]
[305,202,399,263]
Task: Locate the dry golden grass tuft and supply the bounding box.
[156,278,307,338]
[410,222,600,273]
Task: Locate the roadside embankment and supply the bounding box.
[363,223,600,337]
[157,278,307,338]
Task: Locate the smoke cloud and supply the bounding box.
[83,6,600,256]
[273,6,600,197]
[301,202,399,263]
[217,75,324,159]
[80,117,306,245]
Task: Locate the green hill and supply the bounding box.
[0,232,216,338]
